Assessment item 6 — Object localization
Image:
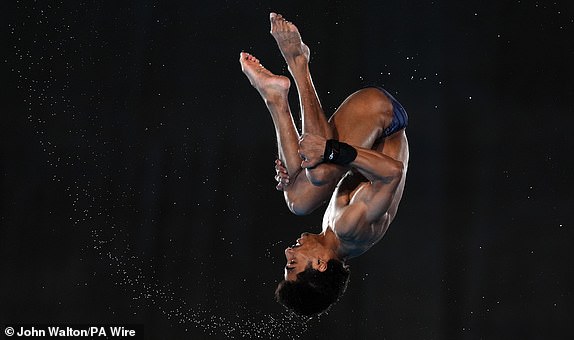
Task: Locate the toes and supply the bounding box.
[240,53,262,65]
[270,13,280,32]
[240,52,253,62]
[270,12,299,35]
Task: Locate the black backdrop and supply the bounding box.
[2,0,573,339]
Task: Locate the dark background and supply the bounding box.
[2,0,573,339]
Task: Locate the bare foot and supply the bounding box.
[270,12,310,65]
[239,52,290,102]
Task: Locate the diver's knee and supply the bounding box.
[287,196,317,216]
[289,202,313,216]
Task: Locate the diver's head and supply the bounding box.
[275,259,350,317]
[282,232,329,281]
[275,232,350,317]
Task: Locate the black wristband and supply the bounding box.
[323,139,357,165]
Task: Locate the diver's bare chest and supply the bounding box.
[323,180,368,225]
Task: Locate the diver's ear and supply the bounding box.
[317,258,328,272]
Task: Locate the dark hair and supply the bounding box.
[275,259,350,317]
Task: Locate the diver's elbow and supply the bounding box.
[305,166,332,186]
[376,160,404,184]
[390,160,404,179]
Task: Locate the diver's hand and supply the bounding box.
[298,133,326,169]
[274,159,290,191]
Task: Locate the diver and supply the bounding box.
[239,13,409,317]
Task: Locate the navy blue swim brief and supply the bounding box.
[370,86,408,137]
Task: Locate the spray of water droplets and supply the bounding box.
[9,2,312,338]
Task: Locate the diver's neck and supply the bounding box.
[320,227,345,261]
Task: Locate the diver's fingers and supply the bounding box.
[275,159,288,173]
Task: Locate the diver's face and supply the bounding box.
[283,233,322,281]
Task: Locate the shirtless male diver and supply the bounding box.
[239,13,409,316]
